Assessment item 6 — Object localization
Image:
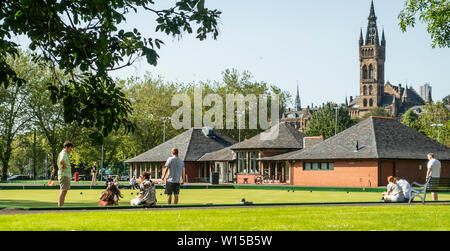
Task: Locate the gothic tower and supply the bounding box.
[359,0,386,111]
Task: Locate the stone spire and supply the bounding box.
[359,28,364,47]
[295,82,301,111]
[366,0,379,46]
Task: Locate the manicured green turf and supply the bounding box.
[1,188,450,208]
[0,188,388,208]
[1,205,450,231]
[2,188,450,231]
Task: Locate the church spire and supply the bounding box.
[295,82,301,111]
[359,28,364,46]
[369,0,376,18]
[366,0,379,46]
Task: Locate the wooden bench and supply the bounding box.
[409,177,450,204]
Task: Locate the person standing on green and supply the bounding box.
[58,141,73,207]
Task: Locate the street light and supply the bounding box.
[431,123,444,143]
[161,117,171,142]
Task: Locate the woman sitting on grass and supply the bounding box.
[99,183,123,206]
[382,176,405,202]
[130,172,156,207]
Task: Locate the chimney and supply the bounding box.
[354,140,359,152]
[303,136,324,149]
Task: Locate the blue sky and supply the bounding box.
[17,0,450,107]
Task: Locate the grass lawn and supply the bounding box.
[1,188,450,231]
[1,188,393,208]
[1,205,450,231]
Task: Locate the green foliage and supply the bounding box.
[398,0,450,48]
[304,103,356,139]
[401,109,422,132]
[0,0,222,144]
[443,94,450,105]
[401,102,449,146]
[0,52,39,179]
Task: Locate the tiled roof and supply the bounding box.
[265,117,450,160]
[124,128,237,163]
[230,122,306,150]
[197,146,235,162]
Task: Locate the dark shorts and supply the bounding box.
[164,182,181,195]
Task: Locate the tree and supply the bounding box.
[402,102,449,147]
[304,103,356,139]
[418,102,449,146]
[401,109,422,132]
[0,52,34,180]
[121,74,186,156]
[443,94,450,105]
[398,0,450,48]
[0,0,221,143]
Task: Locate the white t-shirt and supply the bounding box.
[387,182,403,196]
[427,158,441,178]
[165,156,185,183]
[397,179,411,199]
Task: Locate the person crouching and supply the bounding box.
[99,183,123,206]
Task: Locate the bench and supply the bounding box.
[409,177,450,204]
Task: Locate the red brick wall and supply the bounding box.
[386,159,450,185]
[236,174,259,184]
[290,160,379,187]
[289,159,450,187]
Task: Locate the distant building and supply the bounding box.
[420,83,432,103]
[280,83,318,132]
[264,117,450,187]
[125,127,237,183]
[348,1,426,118]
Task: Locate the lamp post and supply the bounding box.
[161,117,171,142]
[431,123,444,143]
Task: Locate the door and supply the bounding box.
[379,161,396,186]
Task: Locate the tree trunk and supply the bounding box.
[49,148,59,180]
[0,144,12,181]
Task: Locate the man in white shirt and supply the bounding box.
[394,177,411,201]
[426,153,441,201]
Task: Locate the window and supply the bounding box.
[369,99,373,107]
[157,163,162,178]
[369,85,373,95]
[303,162,334,171]
[369,65,374,79]
[363,99,367,107]
[151,163,156,179]
[238,152,247,173]
[312,162,320,170]
[249,152,258,173]
[304,162,312,170]
[362,65,368,79]
[363,85,367,95]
